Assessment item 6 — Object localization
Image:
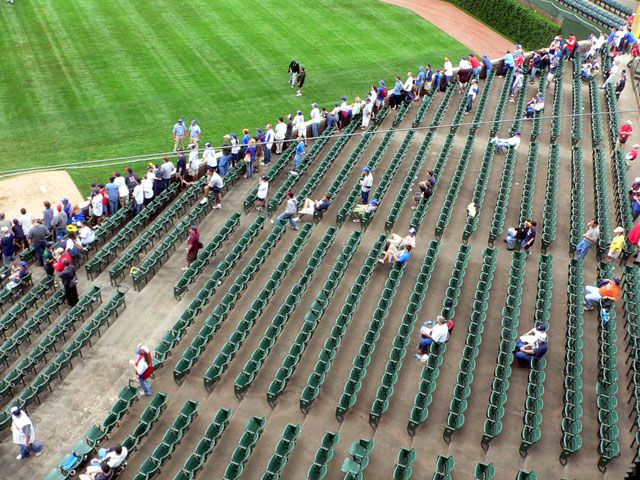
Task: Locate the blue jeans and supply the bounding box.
[294,154,303,170]
[327,115,337,128]
[3,254,15,265]
[139,376,152,396]
[135,202,143,215]
[246,161,253,179]
[522,240,532,255]
[530,67,538,82]
[312,123,319,138]
[467,95,473,112]
[506,230,517,250]
[276,212,298,228]
[419,337,433,352]
[445,75,452,86]
[20,442,44,457]
[33,241,46,266]
[263,147,272,165]
[515,351,533,366]
[585,285,602,309]
[575,239,593,260]
[219,155,230,176]
[472,67,481,80]
[362,190,369,205]
[108,199,118,216]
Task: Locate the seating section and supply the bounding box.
[591,0,633,16]
[470,70,496,135]
[173,212,241,299]
[488,148,517,245]
[392,447,416,480]
[530,72,548,140]
[593,148,613,256]
[201,223,315,390]
[0,286,103,405]
[154,217,266,369]
[297,234,385,413]
[519,255,553,458]
[408,243,471,436]
[550,59,566,143]
[221,416,266,480]
[173,407,232,480]
[236,228,355,400]
[85,183,180,279]
[261,423,301,480]
[518,142,539,225]
[0,274,53,334]
[369,240,440,428]
[340,438,374,480]
[306,431,340,480]
[131,400,199,480]
[474,462,496,480]
[569,146,585,254]
[462,140,495,242]
[560,259,585,464]
[443,248,498,443]
[432,454,455,480]
[481,251,527,450]
[541,144,559,252]
[244,143,297,212]
[557,0,626,28]
[622,266,640,451]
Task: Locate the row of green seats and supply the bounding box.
[408,244,471,436]
[481,251,527,450]
[132,400,200,480]
[173,408,232,480]
[589,79,605,144]
[450,81,472,134]
[518,142,539,225]
[0,286,103,402]
[622,266,640,448]
[202,223,315,391]
[85,183,179,278]
[385,130,435,232]
[611,151,636,259]
[571,61,583,145]
[541,144,559,253]
[604,74,621,152]
[267,126,336,214]
[593,148,613,257]
[392,98,414,128]
[530,69,549,140]
[412,87,437,128]
[335,249,408,423]
[0,274,53,333]
[443,248,497,443]
[360,130,416,228]
[488,148,518,246]
[489,67,513,138]
[262,423,301,480]
[470,69,496,135]
[594,0,633,16]
[173,212,241,299]
[1,289,124,432]
[462,140,495,243]
[392,447,416,480]
[0,272,33,313]
[121,393,168,457]
[558,0,625,29]
[269,233,382,409]
[519,255,553,458]
[307,431,340,480]
[508,73,531,137]
[234,227,350,399]
[109,178,205,283]
[0,289,65,368]
[435,136,475,239]
[370,240,441,429]
[340,438,374,480]
[569,146,585,254]
[432,454,455,480]
[550,58,565,142]
[222,416,266,480]
[154,216,266,369]
[244,143,297,212]
[560,259,585,464]
[431,79,458,128]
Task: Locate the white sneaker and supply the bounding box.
[410,206,416,210]
[200,198,208,204]
[378,259,385,264]
[35,450,43,457]
[16,454,26,460]
[296,93,302,96]
[270,219,275,224]
[293,217,300,222]
[215,204,222,209]
[181,267,188,271]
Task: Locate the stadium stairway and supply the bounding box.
[4,52,640,480]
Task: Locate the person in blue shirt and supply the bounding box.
[293,137,306,171]
[433,69,441,91]
[104,178,120,216]
[189,120,201,149]
[466,79,480,114]
[42,201,54,232]
[425,65,433,91]
[482,54,493,75]
[1,227,15,265]
[516,337,548,367]
[391,77,404,109]
[61,198,72,224]
[244,138,257,179]
[173,119,186,152]
[240,128,251,160]
[501,50,515,76]
[379,243,412,264]
[415,66,425,99]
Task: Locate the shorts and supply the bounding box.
[413,84,422,93]
[212,186,222,194]
[187,250,198,263]
[188,168,199,177]
[374,99,383,107]
[608,251,621,260]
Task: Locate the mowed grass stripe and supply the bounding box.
[0,0,470,189]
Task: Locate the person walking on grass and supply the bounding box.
[189,120,201,148]
[11,406,43,460]
[271,191,299,230]
[173,119,186,151]
[288,60,300,88]
[130,345,153,396]
[296,67,306,96]
[183,225,201,271]
[361,167,373,205]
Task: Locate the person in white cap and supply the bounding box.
[293,111,306,139]
[361,98,373,130]
[189,120,201,148]
[274,117,287,155]
[310,104,321,138]
[188,144,200,181]
[173,119,186,151]
[202,143,217,172]
[605,226,625,265]
[11,406,43,459]
[626,144,639,168]
[129,344,153,396]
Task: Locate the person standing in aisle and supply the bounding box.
[263,124,275,165]
[59,258,78,307]
[129,345,153,396]
[11,406,43,460]
[274,117,287,154]
[361,167,373,204]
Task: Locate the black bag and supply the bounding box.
[198,241,204,249]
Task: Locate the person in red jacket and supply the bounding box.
[52,248,73,273]
[620,121,633,144]
[129,344,153,396]
[564,34,577,59]
[629,222,640,265]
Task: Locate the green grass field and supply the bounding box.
[0,0,470,190]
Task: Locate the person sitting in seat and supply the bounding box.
[515,336,548,367]
[4,261,29,292]
[87,444,127,471]
[293,194,331,222]
[490,132,521,153]
[378,244,412,265]
[351,199,378,223]
[417,315,449,354]
[79,461,113,480]
[412,181,432,209]
[525,93,545,118]
[584,277,621,311]
[383,228,416,254]
[78,222,96,247]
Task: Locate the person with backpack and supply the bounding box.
[129,344,153,396]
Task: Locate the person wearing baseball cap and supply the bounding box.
[310,103,321,139]
[293,111,306,140]
[1,225,15,265]
[361,97,373,130]
[360,167,373,204]
[189,120,201,149]
[173,119,187,151]
[11,406,44,459]
[625,144,640,169]
[604,226,626,265]
[375,81,387,115]
[584,276,621,311]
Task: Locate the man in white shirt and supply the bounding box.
[11,406,43,459]
[361,98,373,130]
[360,167,373,204]
[310,104,321,139]
[142,173,154,206]
[91,189,104,224]
[419,315,450,353]
[133,180,145,214]
[403,72,414,94]
[188,144,200,180]
[263,124,275,165]
[19,208,33,236]
[274,117,287,154]
[160,157,175,189]
[202,143,217,171]
[490,132,521,153]
[203,170,224,208]
[601,60,620,88]
[293,111,306,139]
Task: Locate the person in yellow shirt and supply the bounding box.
[604,227,625,265]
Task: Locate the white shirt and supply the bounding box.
[160,162,174,179]
[189,149,200,169]
[595,34,606,49]
[310,107,321,123]
[257,181,268,199]
[91,194,103,217]
[608,64,619,79]
[143,178,154,199]
[20,214,33,234]
[79,225,96,245]
[506,136,521,148]
[444,61,453,76]
[12,412,35,445]
[340,101,349,112]
[363,102,373,116]
[459,59,471,69]
[361,174,373,192]
[293,114,305,131]
[208,172,223,189]
[231,138,240,154]
[118,183,129,198]
[274,123,287,140]
[133,184,144,204]
[104,447,128,469]
[114,176,126,188]
[404,75,414,91]
[264,129,274,149]
[203,147,217,168]
[430,323,450,343]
